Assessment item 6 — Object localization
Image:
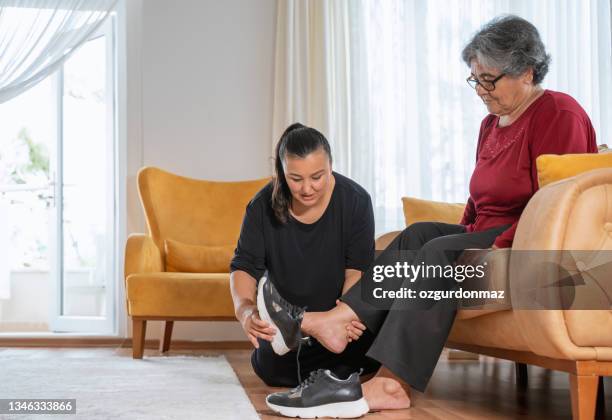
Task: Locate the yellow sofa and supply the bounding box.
[377,163,612,420]
[124,167,269,358]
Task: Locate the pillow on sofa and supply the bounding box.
[164,239,234,273]
[401,197,465,226]
[536,152,612,188]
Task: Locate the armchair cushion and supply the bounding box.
[125,272,234,317]
[164,238,234,273]
[536,152,612,187]
[401,197,464,227]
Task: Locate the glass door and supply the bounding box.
[50,19,116,333]
[0,18,116,334]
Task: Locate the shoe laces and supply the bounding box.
[295,368,326,391]
[295,335,312,384]
[270,284,310,385]
[278,294,306,320]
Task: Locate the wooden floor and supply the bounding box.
[1,346,610,419]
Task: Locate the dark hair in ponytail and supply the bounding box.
[271,123,332,224]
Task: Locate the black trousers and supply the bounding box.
[341,222,509,392]
[251,332,380,387]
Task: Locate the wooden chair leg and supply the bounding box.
[570,373,599,420]
[132,319,147,359]
[159,320,174,353]
[515,362,528,389]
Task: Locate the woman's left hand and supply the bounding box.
[346,320,366,342]
[335,299,367,342]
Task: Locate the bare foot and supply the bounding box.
[301,302,357,353]
[362,367,411,410]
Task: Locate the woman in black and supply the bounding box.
[230,123,379,387]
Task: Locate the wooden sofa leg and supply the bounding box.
[132,319,147,359]
[596,377,605,419]
[515,362,528,389]
[160,321,174,353]
[570,373,599,420]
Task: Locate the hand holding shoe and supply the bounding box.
[239,305,277,348]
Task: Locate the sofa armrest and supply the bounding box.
[513,167,612,251]
[510,168,612,361]
[124,233,164,279]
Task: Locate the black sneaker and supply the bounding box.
[257,276,306,355]
[266,369,369,418]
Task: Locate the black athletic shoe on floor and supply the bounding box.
[257,276,307,355]
[266,369,369,418]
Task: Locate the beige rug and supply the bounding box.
[0,352,259,420]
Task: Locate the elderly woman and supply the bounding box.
[261,15,598,418]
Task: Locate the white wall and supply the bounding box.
[120,0,277,341]
[142,0,276,180]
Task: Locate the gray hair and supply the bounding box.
[461,15,551,85]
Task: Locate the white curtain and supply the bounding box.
[0,0,116,104]
[272,0,352,170]
[273,0,612,235]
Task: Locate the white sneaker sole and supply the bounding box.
[257,277,291,355]
[266,397,369,418]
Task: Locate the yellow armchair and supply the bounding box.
[124,167,269,358]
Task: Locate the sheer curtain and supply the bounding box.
[0,0,116,103]
[272,0,352,170]
[273,0,612,235]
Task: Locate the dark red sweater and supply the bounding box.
[461,90,598,248]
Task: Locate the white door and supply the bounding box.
[49,19,116,333]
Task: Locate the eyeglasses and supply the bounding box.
[466,73,505,92]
